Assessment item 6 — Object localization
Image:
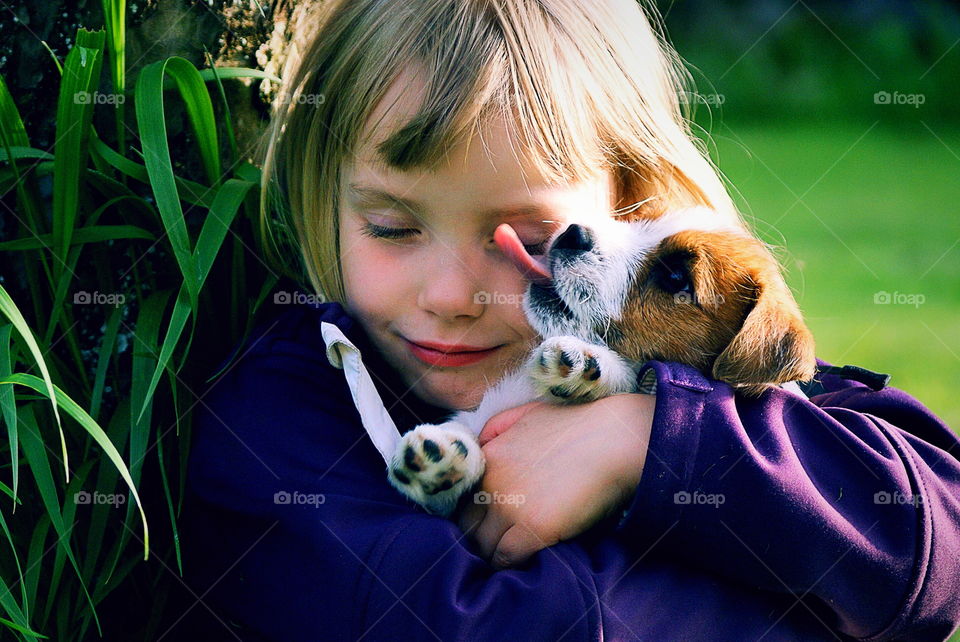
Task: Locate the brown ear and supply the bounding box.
[712,274,816,396]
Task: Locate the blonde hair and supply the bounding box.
[260,0,743,303]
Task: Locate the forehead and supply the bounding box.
[350,67,609,203]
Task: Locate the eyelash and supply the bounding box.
[360,222,416,241]
[360,223,549,254]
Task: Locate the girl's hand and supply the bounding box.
[456,393,656,569]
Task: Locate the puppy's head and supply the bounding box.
[519,208,816,395]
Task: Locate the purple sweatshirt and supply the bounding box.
[181,302,960,641]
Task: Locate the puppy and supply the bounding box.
[388,207,816,516]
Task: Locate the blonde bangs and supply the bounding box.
[261,0,743,303]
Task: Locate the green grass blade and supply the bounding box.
[5,376,149,561]
[52,28,106,275]
[129,290,171,487]
[0,616,44,640]
[42,458,94,628]
[135,61,201,312]
[0,481,21,505]
[101,0,126,154]
[204,52,238,172]
[156,375,182,573]
[196,66,280,84]
[0,224,155,252]
[0,285,66,482]
[0,325,19,510]
[81,399,129,583]
[0,508,32,640]
[16,406,100,635]
[0,147,53,162]
[135,178,254,424]
[89,305,123,422]
[23,517,50,625]
[136,56,221,187]
[0,73,29,147]
[90,134,214,208]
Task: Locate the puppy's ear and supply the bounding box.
[712,273,816,396]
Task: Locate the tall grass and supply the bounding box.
[0,12,281,639]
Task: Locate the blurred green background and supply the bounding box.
[658,0,960,430]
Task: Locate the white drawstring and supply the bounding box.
[321,322,401,467]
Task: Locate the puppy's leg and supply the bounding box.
[388,370,539,516]
[388,422,484,517]
[529,336,637,402]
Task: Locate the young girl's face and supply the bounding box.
[339,70,614,411]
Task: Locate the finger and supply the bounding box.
[472,506,512,561]
[478,401,541,446]
[490,524,544,570]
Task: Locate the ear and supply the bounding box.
[712,275,816,396]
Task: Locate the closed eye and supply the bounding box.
[360,223,419,241]
[522,240,549,255]
[363,222,551,255]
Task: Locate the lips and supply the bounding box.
[494,223,552,283]
[403,338,502,367]
[407,339,497,353]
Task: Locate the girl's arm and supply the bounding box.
[179,350,834,641]
[614,359,960,641]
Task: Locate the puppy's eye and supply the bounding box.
[652,251,693,295]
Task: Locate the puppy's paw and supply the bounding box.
[529,336,635,402]
[388,422,484,517]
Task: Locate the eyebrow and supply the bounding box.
[347,184,558,221]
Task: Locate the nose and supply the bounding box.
[552,224,594,253]
[417,250,485,320]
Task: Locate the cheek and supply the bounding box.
[339,225,408,318]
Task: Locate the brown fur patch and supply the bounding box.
[610,230,815,394]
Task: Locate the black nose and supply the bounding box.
[553,224,593,253]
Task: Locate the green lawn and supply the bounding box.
[704,120,960,431]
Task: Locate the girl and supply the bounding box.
[181,1,960,640]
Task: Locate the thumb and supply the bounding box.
[491,524,548,569]
[478,400,543,446]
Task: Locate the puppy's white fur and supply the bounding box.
[388,208,758,515]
